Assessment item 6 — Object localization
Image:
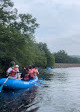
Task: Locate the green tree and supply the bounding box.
[54,50,80,63]
[38,42,55,67]
[54,50,69,63]
[0,0,17,25]
[0,0,39,72]
[0,0,55,75]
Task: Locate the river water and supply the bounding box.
[0,67,80,112]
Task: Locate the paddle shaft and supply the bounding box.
[3,77,9,86]
[0,77,9,92]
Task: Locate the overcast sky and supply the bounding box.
[12,0,80,55]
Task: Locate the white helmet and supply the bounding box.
[15,65,19,68]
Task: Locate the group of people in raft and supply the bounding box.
[6,61,39,81]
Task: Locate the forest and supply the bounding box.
[0,0,55,74]
[54,50,80,63]
[1,0,80,75]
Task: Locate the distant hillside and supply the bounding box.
[70,55,80,58]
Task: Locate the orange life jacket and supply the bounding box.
[28,69,34,77]
[33,68,38,76]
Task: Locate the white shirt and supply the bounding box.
[7,67,19,73]
[7,67,12,73]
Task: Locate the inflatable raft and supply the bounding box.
[0,77,39,90]
[45,67,52,70]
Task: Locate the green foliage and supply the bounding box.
[0,0,17,25]
[38,42,55,67]
[0,0,55,74]
[54,50,80,63]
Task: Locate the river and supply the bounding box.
[0,67,80,112]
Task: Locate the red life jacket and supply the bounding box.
[9,67,17,77]
[24,74,29,81]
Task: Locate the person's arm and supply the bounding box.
[37,69,39,74]
[6,68,12,76]
[17,69,21,75]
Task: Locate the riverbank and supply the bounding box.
[54,63,80,68]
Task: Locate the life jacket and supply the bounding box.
[9,67,17,77]
[24,74,29,81]
[28,69,34,77]
[33,68,38,76]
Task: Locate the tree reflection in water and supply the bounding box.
[0,86,40,112]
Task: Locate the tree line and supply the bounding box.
[0,0,55,74]
[54,50,80,63]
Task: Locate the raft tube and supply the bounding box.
[0,76,39,90]
[45,68,51,70]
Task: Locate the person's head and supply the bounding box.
[15,65,19,68]
[26,66,29,70]
[23,67,26,70]
[29,65,32,69]
[10,61,15,67]
[32,64,35,68]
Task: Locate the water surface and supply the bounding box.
[0,67,80,112]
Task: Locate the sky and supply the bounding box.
[12,0,80,55]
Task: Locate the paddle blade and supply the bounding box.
[34,82,40,86]
[39,74,45,79]
[0,85,3,92]
[39,80,45,84]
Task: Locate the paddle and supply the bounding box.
[39,74,45,79]
[34,81,40,86]
[39,80,45,84]
[38,74,46,84]
[0,77,9,92]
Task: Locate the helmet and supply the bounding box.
[10,61,15,66]
[15,65,19,68]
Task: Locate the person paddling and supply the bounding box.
[6,61,19,79]
[24,66,29,81]
[15,65,21,80]
[21,67,29,80]
[28,65,34,80]
[32,65,39,77]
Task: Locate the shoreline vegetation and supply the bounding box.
[1,0,80,75]
[0,0,55,74]
[54,63,80,68]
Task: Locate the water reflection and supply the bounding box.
[40,68,69,83]
[0,87,40,112]
[38,67,80,112]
